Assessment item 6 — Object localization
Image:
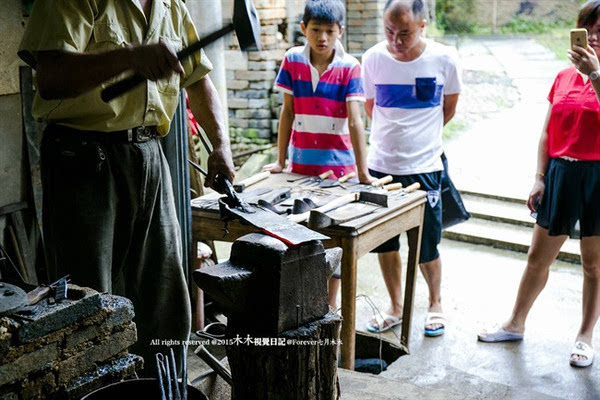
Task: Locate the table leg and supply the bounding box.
[402,221,424,350]
[339,237,358,370]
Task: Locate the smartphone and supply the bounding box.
[571,28,588,49]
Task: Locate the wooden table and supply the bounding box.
[191,172,426,370]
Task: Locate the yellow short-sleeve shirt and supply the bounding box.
[18,0,213,135]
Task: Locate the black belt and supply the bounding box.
[46,124,158,144]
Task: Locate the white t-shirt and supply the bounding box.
[362,40,462,175]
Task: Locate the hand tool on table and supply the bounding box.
[288,190,388,225]
[287,170,333,186]
[305,177,419,230]
[318,171,356,188]
[257,199,289,215]
[306,191,391,229]
[348,175,393,192]
[102,0,262,102]
[292,198,318,214]
[233,171,271,193]
[0,282,27,317]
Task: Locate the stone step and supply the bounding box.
[443,217,581,264]
[460,191,533,228]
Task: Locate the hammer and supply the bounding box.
[101,0,262,102]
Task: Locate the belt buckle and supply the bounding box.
[134,126,153,143]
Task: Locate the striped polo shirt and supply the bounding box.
[362,40,462,175]
[274,41,365,178]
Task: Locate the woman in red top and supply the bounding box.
[478,0,600,368]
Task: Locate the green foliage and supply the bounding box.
[442,119,467,140]
[533,28,571,61]
[499,16,573,34]
[436,0,477,34]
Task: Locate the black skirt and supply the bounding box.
[536,157,600,238]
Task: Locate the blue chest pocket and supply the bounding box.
[416,77,438,102]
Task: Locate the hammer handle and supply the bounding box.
[339,171,356,183]
[384,182,403,191]
[319,170,334,180]
[372,175,393,187]
[404,182,421,193]
[235,171,270,191]
[102,24,235,102]
[288,192,359,223]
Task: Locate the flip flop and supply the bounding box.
[570,341,594,368]
[477,327,524,343]
[424,312,446,337]
[366,312,402,333]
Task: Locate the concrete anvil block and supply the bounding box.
[194,233,342,336]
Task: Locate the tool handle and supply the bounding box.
[235,171,270,191]
[288,192,359,223]
[319,170,334,180]
[384,182,403,191]
[101,74,146,102]
[339,172,356,183]
[404,182,421,193]
[372,175,393,187]
[27,286,51,305]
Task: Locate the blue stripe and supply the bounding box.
[276,68,292,89]
[287,51,308,63]
[291,80,348,102]
[289,147,356,166]
[346,77,364,97]
[376,84,443,109]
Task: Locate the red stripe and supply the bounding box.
[291,131,353,150]
[288,163,356,180]
[320,67,353,85]
[286,61,312,80]
[294,97,348,118]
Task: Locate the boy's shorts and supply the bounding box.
[369,168,443,264]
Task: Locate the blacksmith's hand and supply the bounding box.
[129,39,184,81]
[205,146,235,192]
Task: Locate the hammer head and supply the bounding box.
[233,0,262,51]
[357,190,389,208]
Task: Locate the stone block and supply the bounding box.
[64,354,144,400]
[227,79,249,90]
[228,98,249,109]
[248,61,277,71]
[223,50,247,70]
[249,81,275,90]
[236,70,276,81]
[0,343,59,386]
[256,129,272,139]
[17,286,102,344]
[226,69,235,81]
[228,118,250,129]
[235,89,270,99]
[57,323,137,385]
[65,295,134,351]
[257,8,286,21]
[249,99,270,109]
[247,49,286,61]
[235,109,272,119]
[248,119,272,129]
[21,372,57,399]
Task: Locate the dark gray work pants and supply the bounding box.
[41,127,191,376]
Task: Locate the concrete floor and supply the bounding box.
[350,237,598,400]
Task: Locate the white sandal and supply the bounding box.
[366,312,402,333]
[424,312,446,337]
[570,341,594,368]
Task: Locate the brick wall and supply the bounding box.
[0,286,142,400]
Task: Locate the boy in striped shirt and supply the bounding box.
[263,0,374,307]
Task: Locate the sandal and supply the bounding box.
[477,327,524,343]
[424,312,446,337]
[570,341,594,368]
[366,312,402,333]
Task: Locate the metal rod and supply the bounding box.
[169,348,181,400]
[156,354,167,400]
[187,159,208,177]
[194,345,233,386]
[182,343,188,400]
